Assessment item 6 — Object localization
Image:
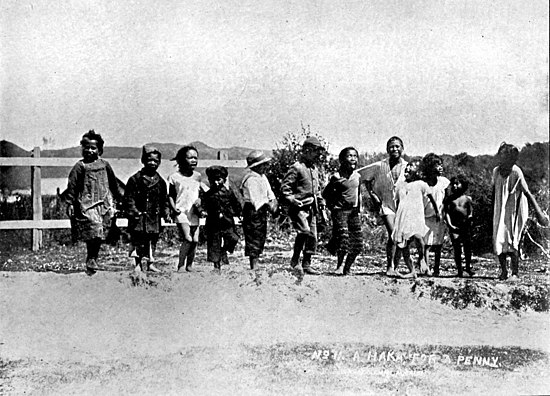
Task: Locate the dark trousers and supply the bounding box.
[206,226,239,263]
[242,203,268,258]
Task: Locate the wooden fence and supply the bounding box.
[0,147,246,250]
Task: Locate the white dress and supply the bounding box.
[392,180,430,248]
[423,176,450,245]
[492,165,529,255]
[167,170,207,226]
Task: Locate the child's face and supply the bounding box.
[179,149,198,171]
[303,146,324,163]
[498,152,516,169]
[451,179,463,194]
[386,140,403,159]
[433,160,444,176]
[404,163,418,181]
[144,153,160,172]
[81,139,99,162]
[253,163,269,175]
[209,176,226,190]
[341,150,358,170]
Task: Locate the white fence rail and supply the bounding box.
[0,147,246,250]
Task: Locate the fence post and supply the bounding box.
[31,146,42,250]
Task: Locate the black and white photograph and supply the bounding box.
[1,1,548,394]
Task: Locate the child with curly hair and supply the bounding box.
[421,153,450,276]
[168,146,207,272]
[65,130,122,275]
[125,145,171,272]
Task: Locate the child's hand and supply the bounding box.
[66,204,74,218]
[290,197,303,208]
[163,216,171,224]
[435,214,441,222]
[193,198,202,207]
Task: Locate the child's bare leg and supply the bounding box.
[463,236,473,275]
[498,253,508,280]
[424,245,431,273]
[177,224,193,271]
[510,251,519,278]
[416,238,428,274]
[343,253,357,275]
[335,251,345,274]
[402,242,417,278]
[212,261,221,274]
[291,233,306,267]
[387,244,401,277]
[451,237,463,277]
[382,214,395,273]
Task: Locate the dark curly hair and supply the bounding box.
[450,174,469,193]
[174,145,198,166]
[338,146,358,163]
[497,142,519,164]
[421,153,442,177]
[80,130,104,155]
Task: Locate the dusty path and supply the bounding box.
[1,251,549,394]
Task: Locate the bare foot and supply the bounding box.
[148,264,161,273]
[386,269,399,277]
[402,271,417,279]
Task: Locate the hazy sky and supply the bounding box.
[1,0,548,156]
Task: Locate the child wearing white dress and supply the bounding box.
[492,143,548,280]
[421,153,450,276]
[168,146,207,272]
[390,161,439,278]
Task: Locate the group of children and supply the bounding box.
[65,130,548,280]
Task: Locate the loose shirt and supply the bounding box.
[492,165,529,255]
[358,158,407,215]
[240,170,275,211]
[167,170,206,226]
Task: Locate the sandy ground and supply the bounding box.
[1,248,549,395]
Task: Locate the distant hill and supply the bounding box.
[42,141,271,161]
[0,140,272,189]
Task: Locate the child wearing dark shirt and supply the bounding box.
[125,146,170,272]
[322,147,363,275]
[202,165,242,273]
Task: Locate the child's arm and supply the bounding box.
[124,176,140,218]
[519,177,549,226]
[168,184,180,216]
[426,193,440,222]
[65,162,84,217]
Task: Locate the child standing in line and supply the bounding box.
[322,147,363,275]
[421,153,450,276]
[65,130,122,275]
[280,137,326,276]
[492,142,548,280]
[202,165,242,274]
[444,175,474,277]
[390,161,439,278]
[125,146,170,273]
[168,146,207,272]
[241,151,278,270]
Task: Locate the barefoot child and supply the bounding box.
[168,146,206,272]
[202,165,242,274]
[390,161,439,278]
[492,142,549,280]
[358,136,408,274]
[65,130,122,275]
[322,147,363,275]
[241,151,277,270]
[444,175,474,277]
[421,153,450,276]
[125,146,170,272]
